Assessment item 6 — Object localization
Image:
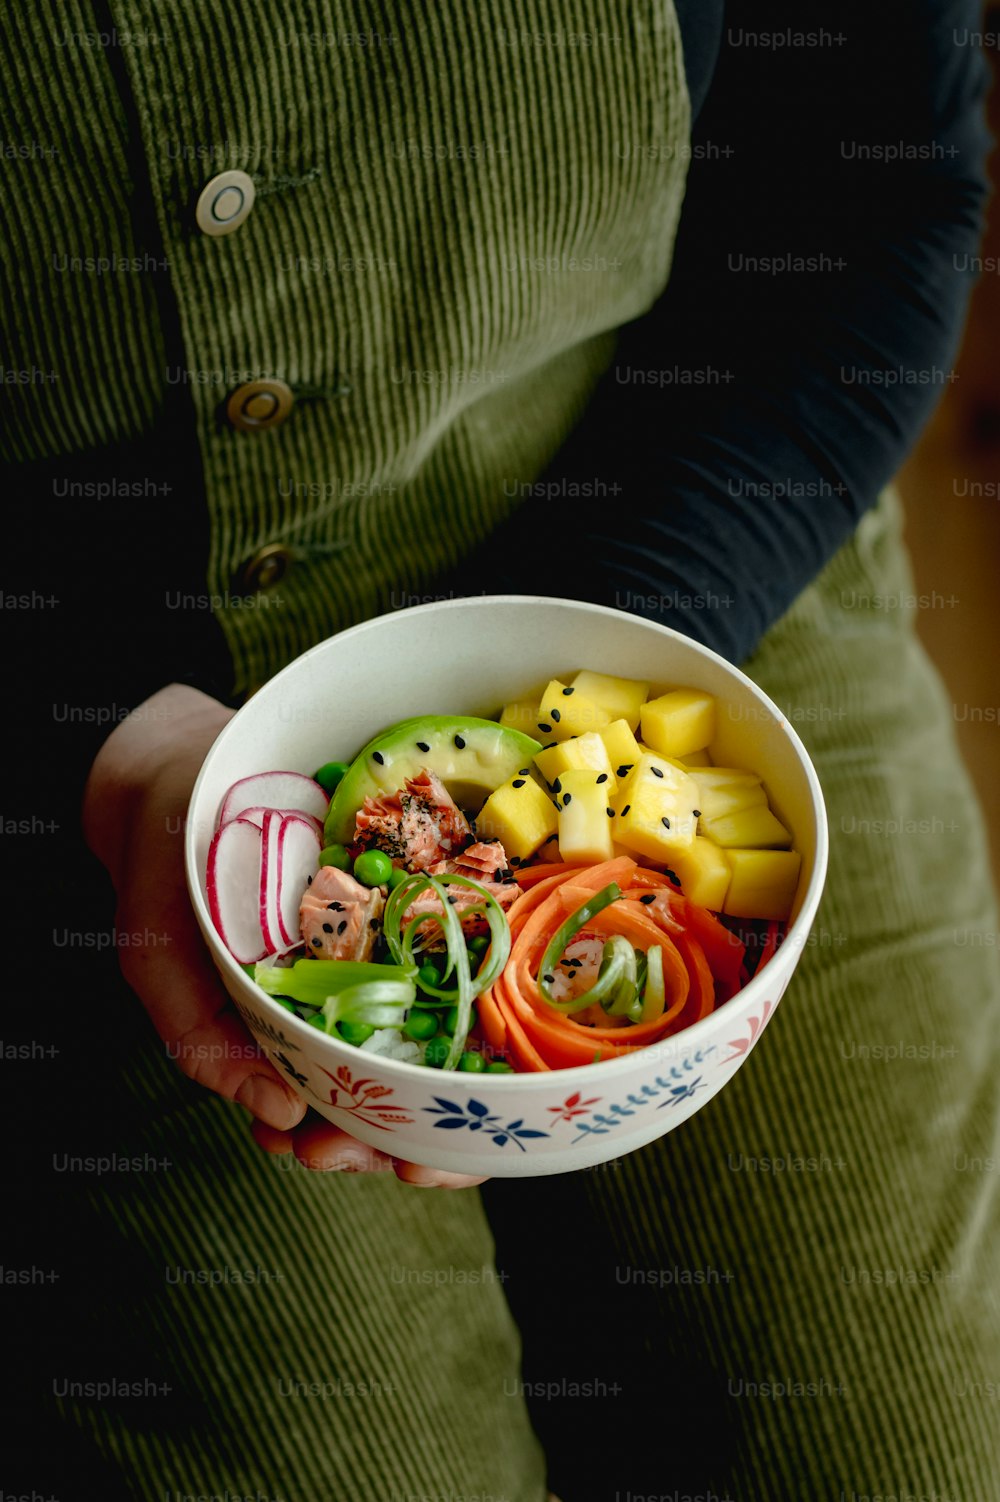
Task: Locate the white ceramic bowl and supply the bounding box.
[185,597,827,1177]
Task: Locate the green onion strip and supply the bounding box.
[536,882,667,1026]
[383,871,513,1069]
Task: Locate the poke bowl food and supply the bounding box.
[186,597,827,1176]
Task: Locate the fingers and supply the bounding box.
[262,1116,488,1187]
[391,1159,488,1189]
[292,1118,395,1173]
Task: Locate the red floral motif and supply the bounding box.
[548,1090,602,1124]
[721,1000,775,1065]
[317,1064,414,1130]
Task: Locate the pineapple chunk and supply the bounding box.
[599,718,642,777]
[669,836,731,911]
[723,849,801,921]
[534,733,616,791]
[556,769,616,865]
[478,774,558,861]
[678,748,713,767]
[537,679,611,741]
[700,805,792,849]
[569,670,650,732]
[499,700,540,735]
[641,689,715,758]
[689,767,766,820]
[612,753,699,860]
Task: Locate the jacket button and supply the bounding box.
[195,170,256,236]
[226,378,294,431]
[238,544,292,593]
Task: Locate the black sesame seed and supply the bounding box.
[607,808,615,818]
[617,764,633,778]
[369,917,381,930]
[446,895,458,905]
[538,723,552,734]
[416,741,430,753]
[509,855,522,866]
[552,778,562,794]
[454,735,466,749]
[639,893,656,905]
[306,874,313,885]
[652,766,664,779]
[373,751,384,765]
[518,768,529,776]
[327,902,344,911]
[311,937,322,948]
[562,686,575,695]
[512,778,526,788]
[693,809,702,818]
[661,816,671,829]
[543,974,555,985]
[621,804,631,816]
[550,708,561,723]
[322,922,334,933]
[337,920,348,935]
[666,869,681,888]
[562,792,572,806]
[596,773,609,784]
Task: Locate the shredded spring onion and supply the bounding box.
[383,871,512,1068]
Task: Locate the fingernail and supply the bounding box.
[235,1075,300,1129]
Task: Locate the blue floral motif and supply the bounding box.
[569,1047,717,1143]
[423,1096,551,1152]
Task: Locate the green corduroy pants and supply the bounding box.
[47,488,1000,1501]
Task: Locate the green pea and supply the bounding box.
[318,844,352,871]
[353,849,393,887]
[467,935,490,959]
[338,1021,376,1046]
[423,1036,451,1069]
[306,1012,328,1030]
[314,760,351,795]
[387,866,411,892]
[444,1004,476,1037]
[403,1008,439,1042]
[458,1051,486,1073]
[417,962,443,992]
[485,1061,514,1073]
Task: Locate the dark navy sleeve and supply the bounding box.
[473,0,993,664]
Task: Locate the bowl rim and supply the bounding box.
[185,593,829,1089]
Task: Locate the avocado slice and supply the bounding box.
[323,715,543,844]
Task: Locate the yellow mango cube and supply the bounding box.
[722,849,801,921]
[537,680,611,741]
[569,670,650,732]
[640,689,715,759]
[534,733,616,791]
[557,769,616,865]
[499,700,541,736]
[599,718,642,777]
[689,767,766,820]
[700,805,792,849]
[668,836,731,911]
[477,774,558,861]
[678,748,713,767]
[613,753,699,861]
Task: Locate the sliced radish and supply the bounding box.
[276,814,322,947]
[259,810,286,954]
[217,772,329,829]
[207,818,268,964]
[231,804,323,836]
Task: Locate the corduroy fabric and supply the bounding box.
[483,487,1000,1501]
[1,0,691,697]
